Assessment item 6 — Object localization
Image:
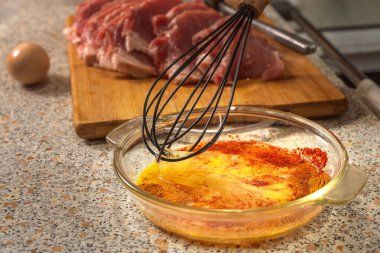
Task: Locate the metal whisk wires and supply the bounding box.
[142,5,255,162]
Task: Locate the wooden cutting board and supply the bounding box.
[66,16,347,140]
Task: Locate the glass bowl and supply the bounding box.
[106,106,367,244]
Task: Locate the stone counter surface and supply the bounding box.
[0,1,379,252]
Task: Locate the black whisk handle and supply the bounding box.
[225,0,270,18]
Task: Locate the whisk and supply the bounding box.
[142,0,270,162]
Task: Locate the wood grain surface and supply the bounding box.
[66,16,347,140]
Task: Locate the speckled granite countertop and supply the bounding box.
[0,1,379,252]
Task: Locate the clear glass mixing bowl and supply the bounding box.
[106,106,367,244]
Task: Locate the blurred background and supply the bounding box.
[272,0,380,85]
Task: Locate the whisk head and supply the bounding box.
[143,5,255,162]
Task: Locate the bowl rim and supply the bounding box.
[112,106,348,214]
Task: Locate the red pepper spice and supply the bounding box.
[294,147,328,170]
[138,140,330,209]
[210,140,328,170]
[244,179,269,186]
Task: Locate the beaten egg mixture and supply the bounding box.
[137,140,330,209]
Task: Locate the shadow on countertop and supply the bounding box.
[22,73,70,97]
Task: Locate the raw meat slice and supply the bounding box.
[149,4,222,82]
[92,1,140,66]
[112,50,158,78]
[239,36,284,81]
[75,0,111,24]
[193,18,285,84]
[64,0,113,46]
[152,1,210,36]
[122,0,182,55]
[74,0,138,64]
[66,0,284,81]
[66,0,180,78]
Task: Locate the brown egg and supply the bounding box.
[7,43,50,85]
